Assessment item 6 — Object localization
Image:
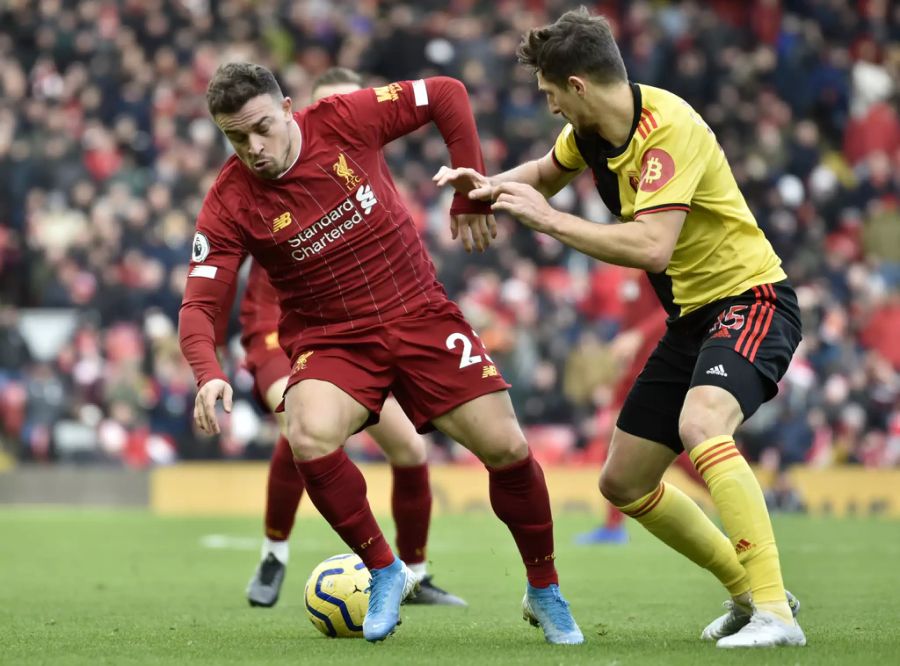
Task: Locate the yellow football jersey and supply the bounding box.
[552,83,786,318]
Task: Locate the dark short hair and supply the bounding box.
[311,67,363,94]
[206,62,283,116]
[517,7,627,86]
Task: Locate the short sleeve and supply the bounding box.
[551,124,587,172]
[632,122,704,218]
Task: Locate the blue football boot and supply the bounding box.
[362,558,417,642]
[522,583,584,644]
[574,525,629,545]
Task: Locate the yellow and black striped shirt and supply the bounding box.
[552,83,785,318]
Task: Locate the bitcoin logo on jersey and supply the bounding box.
[639,148,676,193]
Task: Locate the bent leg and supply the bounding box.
[602,427,749,596]
[262,377,302,544]
[433,391,557,587]
[367,397,431,569]
[367,396,426,466]
[285,379,394,570]
[681,384,790,621]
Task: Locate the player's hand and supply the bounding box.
[194,378,233,435]
[450,213,497,252]
[488,182,555,233]
[433,166,491,199]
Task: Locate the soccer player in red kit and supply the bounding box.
[242,68,465,610]
[179,63,582,644]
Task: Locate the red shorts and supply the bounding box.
[243,331,291,412]
[283,301,511,432]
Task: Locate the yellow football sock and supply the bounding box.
[617,482,749,597]
[690,436,792,622]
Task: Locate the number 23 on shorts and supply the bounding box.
[445,331,493,369]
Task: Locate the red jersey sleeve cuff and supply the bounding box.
[634,203,691,218]
[450,192,492,215]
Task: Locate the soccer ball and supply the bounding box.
[304,554,370,638]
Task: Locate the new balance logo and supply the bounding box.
[734,539,754,553]
[272,211,292,233]
[705,364,728,377]
[482,364,499,379]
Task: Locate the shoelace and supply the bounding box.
[259,555,282,585]
[722,599,751,617]
[365,569,386,615]
[535,587,576,630]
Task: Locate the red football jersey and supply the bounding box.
[180,77,489,386]
[238,260,280,345]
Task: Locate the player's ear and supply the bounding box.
[281,96,293,118]
[568,76,586,97]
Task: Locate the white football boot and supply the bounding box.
[701,589,799,641]
[716,610,806,648]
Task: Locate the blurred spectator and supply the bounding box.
[0,0,897,470]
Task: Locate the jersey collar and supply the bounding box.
[580,81,642,159]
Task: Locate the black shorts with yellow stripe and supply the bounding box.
[616,280,802,453]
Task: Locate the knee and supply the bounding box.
[599,468,635,507]
[385,435,427,467]
[679,387,743,449]
[678,407,722,450]
[286,417,338,461]
[479,436,529,468]
[599,466,659,507]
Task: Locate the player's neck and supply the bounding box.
[592,81,635,148]
[275,119,303,179]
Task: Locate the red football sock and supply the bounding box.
[294,448,395,570]
[264,435,304,541]
[391,464,431,565]
[487,451,559,588]
[604,503,625,529]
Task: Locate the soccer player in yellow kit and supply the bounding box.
[436,8,805,648]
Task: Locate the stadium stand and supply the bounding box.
[0,0,898,480]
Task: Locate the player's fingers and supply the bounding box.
[491,200,514,216]
[198,399,211,434]
[223,385,233,413]
[203,393,220,434]
[491,182,524,199]
[468,185,492,201]
[433,166,458,186]
[477,216,491,251]
[458,221,473,252]
[450,216,459,240]
[193,402,203,433]
[487,214,498,239]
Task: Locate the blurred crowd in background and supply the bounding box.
[1,0,898,475]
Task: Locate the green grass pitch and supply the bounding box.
[1,509,897,665]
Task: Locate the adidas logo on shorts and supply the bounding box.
[705,364,728,377]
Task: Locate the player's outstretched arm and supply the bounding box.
[489,181,686,272]
[434,150,580,203]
